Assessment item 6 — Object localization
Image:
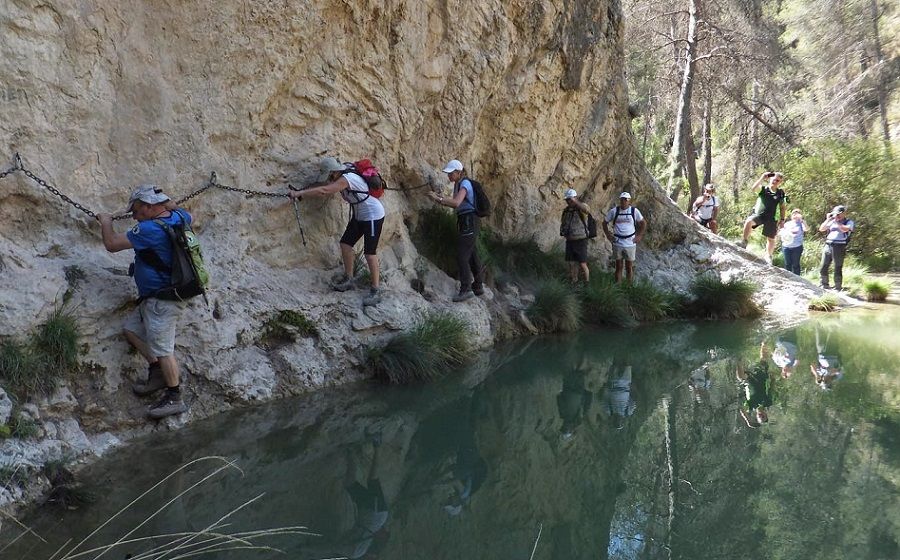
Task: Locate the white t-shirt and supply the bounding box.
[604,205,644,248]
[696,195,719,220]
[341,172,385,222]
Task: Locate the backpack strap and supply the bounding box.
[612,207,637,239]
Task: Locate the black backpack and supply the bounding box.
[581,213,598,239]
[140,210,209,303]
[468,179,491,218]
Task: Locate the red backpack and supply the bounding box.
[342,159,385,199]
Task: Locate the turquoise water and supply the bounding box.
[5,310,900,560]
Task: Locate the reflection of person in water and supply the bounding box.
[557,366,594,440]
[736,342,774,428]
[601,361,637,430]
[444,392,488,517]
[687,364,712,404]
[811,324,843,391]
[772,331,800,378]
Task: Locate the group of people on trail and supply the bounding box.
[695,171,856,291]
[560,190,647,284]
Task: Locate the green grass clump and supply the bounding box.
[862,278,891,302]
[622,280,676,322]
[412,208,460,277]
[0,305,80,399]
[579,274,635,327]
[368,312,470,384]
[808,293,841,312]
[42,458,94,510]
[527,279,583,332]
[259,310,317,345]
[689,275,761,319]
[481,232,565,283]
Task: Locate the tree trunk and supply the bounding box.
[683,129,701,212]
[732,114,744,205]
[701,90,713,186]
[749,80,759,169]
[666,0,701,202]
[870,0,892,154]
[642,83,654,159]
[663,395,679,560]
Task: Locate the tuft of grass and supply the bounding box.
[808,293,841,311]
[481,231,565,282]
[9,413,39,439]
[0,303,81,399]
[622,280,676,322]
[527,279,583,332]
[580,273,636,327]
[368,312,470,384]
[42,458,95,511]
[689,275,761,319]
[862,278,891,302]
[259,310,317,346]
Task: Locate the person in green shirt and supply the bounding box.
[737,172,786,265]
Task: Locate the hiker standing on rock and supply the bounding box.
[428,159,485,302]
[602,192,646,283]
[691,183,720,233]
[289,157,385,307]
[97,185,190,420]
[737,171,786,264]
[559,188,592,284]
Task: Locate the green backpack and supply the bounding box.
[151,209,209,303]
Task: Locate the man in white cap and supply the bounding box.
[289,156,386,306]
[602,192,646,282]
[428,159,484,302]
[817,204,854,291]
[559,188,591,284]
[97,185,191,419]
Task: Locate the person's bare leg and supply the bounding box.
[710,220,718,234]
[569,262,578,283]
[580,262,590,283]
[614,259,624,283]
[156,355,180,387]
[766,237,776,259]
[741,219,753,243]
[340,243,355,277]
[124,329,157,365]
[365,254,380,289]
[625,261,635,283]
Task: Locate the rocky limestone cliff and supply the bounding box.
[0,0,820,509]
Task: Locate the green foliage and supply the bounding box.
[808,293,840,312]
[622,280,677,323]
[579,273,636,327]
[412,208,460,277]
[259,310,317,346]
[42,458,94,510]
[688,275,761,319]
[526,279,583,333]
[0,304,80,399]
[481,231,565,283]
[368,312,470,384]
[8,413,39,439]
[862,278,891,302]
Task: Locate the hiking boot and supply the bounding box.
[149,391,188,419]
[332,275,355,292]
[132,363,166,396]
[452,288,474,302]
[736,239,748,249]
[362,288,382,307]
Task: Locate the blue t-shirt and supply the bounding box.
[825,218,854,244]
[126,210,192,297]
[455,179,476,215]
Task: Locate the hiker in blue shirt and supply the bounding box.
[817,205,855,291]
[428,159,485,302]
[98,185,190,420]
[778,208,809,275]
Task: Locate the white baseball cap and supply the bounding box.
[564,189,578,199]
[619,192,632,199]
[125,184,170,213]
[442,159,464,173]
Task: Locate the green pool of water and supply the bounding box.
[7,309,900,559]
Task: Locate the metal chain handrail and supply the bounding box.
[0,154,292,221]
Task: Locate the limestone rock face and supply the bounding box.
[0,0,818,499]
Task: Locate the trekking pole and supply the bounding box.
[287,184,307,246]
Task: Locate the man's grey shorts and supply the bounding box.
[123,298,186,358]
[612,244,637,262]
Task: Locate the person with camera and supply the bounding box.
[779,208,808,275]
[736,171,786,264]
[817,205,854,291]
[691,183,720,233]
